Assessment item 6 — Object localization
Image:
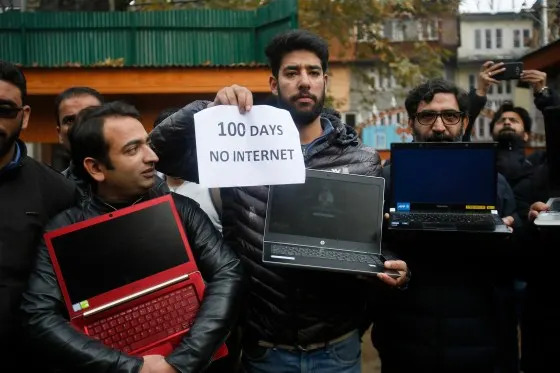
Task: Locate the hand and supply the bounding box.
[502,215,514,232]
[528,201,549,222]
[377,260,409,288]
[520,70,547,93]
[140,355,165,373]
[476,61,504,96]
[207,84,253,113]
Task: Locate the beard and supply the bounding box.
[494,128,525,146]
[413,125,464,142]
[276,86,325,128]
[0,120,23,159]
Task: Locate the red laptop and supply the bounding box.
[44,194,227,359]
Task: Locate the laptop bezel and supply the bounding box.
[389,142,499,213]
[44,194,199,320]
[263,169,385,254]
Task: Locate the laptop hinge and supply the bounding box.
[83,273,190,318]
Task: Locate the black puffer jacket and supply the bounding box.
[20,190,244,373]
[150,101,382,345]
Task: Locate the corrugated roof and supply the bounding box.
[0,0,297,67]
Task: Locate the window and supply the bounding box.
[478,117,485,139]
[497,81,503,94]
[514,29,521,48]
[485,29,492,49]
[523,29,531,47]
[376,133,387,149]
[469,74,476,90]
[475,29,481,49]
[380,116,386,126]
[488,85,493,94]
[418,19,438,41]
[496,29,502,48]
[396,112,402,124]
[506,79,512,94]
[344,113,357,128]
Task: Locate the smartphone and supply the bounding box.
[493,62,523,80]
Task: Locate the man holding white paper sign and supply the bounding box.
[150,29,410,373]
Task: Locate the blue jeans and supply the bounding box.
[242,330,362,373]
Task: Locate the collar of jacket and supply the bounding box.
[0,139,27,178]
[302,108,359,160]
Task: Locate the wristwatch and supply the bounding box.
[536,86,551,98]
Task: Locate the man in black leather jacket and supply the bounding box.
[21,102,244,373]
[150,30,409,373]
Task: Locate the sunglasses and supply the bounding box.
[0,106,24,119]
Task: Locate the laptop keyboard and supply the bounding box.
[271,244,384,267]
[87,285,199,353]
[392,212,496,230]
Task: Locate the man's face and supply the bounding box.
[57,95,102,150]
[410,92,466,142]
[0,80,30,162]
[95,116,159,201]
[492,111,528,143]
[269,50,328,127]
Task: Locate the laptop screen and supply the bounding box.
[391,144,496,211]
[267,174,382,243]
[50,201,189,305]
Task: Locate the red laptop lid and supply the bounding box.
[44,194,199,320]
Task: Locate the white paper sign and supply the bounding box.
[194,105,305,187]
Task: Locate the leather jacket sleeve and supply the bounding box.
[149,100,211,183]
[20,212,143,373]
[166,194,244,373]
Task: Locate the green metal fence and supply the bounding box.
[0,0,297,67]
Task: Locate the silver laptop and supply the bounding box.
[262,169,399,277]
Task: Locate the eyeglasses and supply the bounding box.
[0,106,23,119]
[415,110,464,126]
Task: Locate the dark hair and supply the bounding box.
[489,101,532,133]
[54,86,104,126]
[405,78,470,119]
[68,101,140,182]
[153,107,181,129]
[0,60,27,104]
[265,29,329,78]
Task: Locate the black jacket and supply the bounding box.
[20,190,244,373]
[0,140,76,362]
[150,101,382,345]
[371,165,519,373]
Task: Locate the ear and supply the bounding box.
[56,125,63,144]
[269,76,279,96]
[523,131,529,142]
[21,105,31,131]
[324,73,329,88]
[408,118,414,129]
[462,116,469,130]
[83,157,106,183]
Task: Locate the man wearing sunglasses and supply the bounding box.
[370,78,520,373]
[0,60,76,366]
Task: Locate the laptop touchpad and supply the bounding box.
[423,222,456,230]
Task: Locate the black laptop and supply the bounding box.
[535,106,560,226]
[388,142,510,234]
[262,169,399,277]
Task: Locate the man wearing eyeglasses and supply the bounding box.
[370,78,520,373]
[0,60,76,366]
